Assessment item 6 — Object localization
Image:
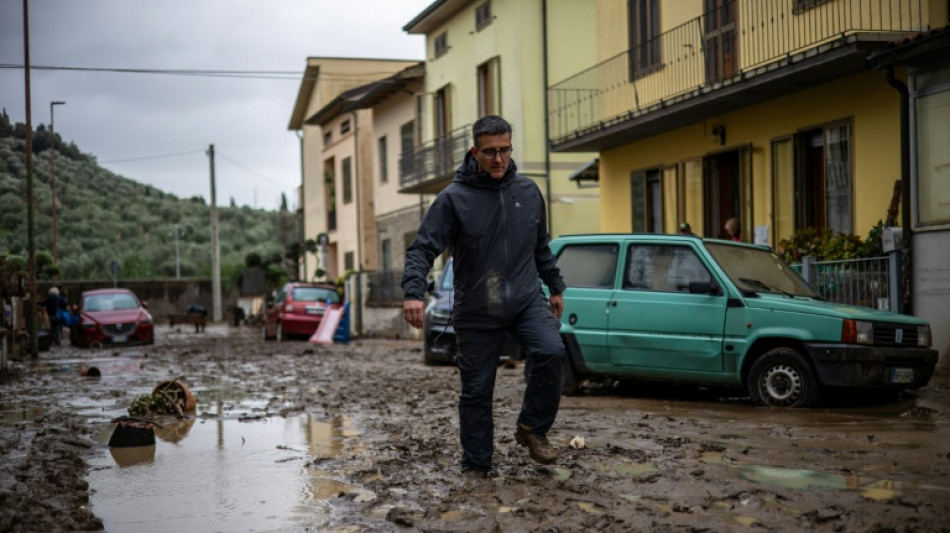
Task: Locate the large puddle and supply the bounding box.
[87,413,360,532]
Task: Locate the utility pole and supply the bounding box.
[207,144,222,322]
[171,225,181,278]
[50,100,65,265]
[22,0,38,358]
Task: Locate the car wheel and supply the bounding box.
[748,347,819,407]
[276,323,284,342]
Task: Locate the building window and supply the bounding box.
[434,85,451,138]
[703,0,738,83]
[475,1,492,31]
[631,168,663,233]
[400,120,414,177]
[381,239,392,273]
[378,136,388,184]
[324,159,336,231]
[400,121,415,154]
[344,251,354,272]
[434,32,449,58]
[323,130,332,145]
[914,66,950,226]
[628,0,661,80]
[477,57,501,117]
[340,119,351,135]
[342,156,353,204]
[794,121,852,235]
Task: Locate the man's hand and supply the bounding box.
[403,299,425,329]
[549,293,564,320]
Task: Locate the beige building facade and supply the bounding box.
[288,57,419,281]
[400,0,602,238]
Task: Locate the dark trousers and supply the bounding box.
[455,297,565,470]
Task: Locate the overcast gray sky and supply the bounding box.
[1,0,431,210]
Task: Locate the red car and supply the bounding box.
[72,289,154,348]
[262,282,341,341]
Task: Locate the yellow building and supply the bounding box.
[551,0,949,366]
[401,0,601,238]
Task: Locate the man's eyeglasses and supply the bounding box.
[478,146,513,159]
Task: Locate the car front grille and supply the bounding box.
[873,322,919,347]
[102,323,137,336]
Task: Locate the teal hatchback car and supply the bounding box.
[550,234,937,407]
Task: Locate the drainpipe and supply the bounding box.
[542,0,553,235]
[296,130,307,280]
[885,66,912,315]
[350,110,363,335]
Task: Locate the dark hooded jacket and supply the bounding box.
[402,152,566,329]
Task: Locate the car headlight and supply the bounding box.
[918,325,932,348]
[841,319,873,345]
[141,314,152,325]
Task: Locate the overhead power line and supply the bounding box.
[217,152,289,188]
[100,150,205,164]
[0,63,412,81]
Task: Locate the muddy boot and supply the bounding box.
[514,423,558,465]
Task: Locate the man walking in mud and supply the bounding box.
[402,115,567,477]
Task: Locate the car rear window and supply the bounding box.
[558,244,619,289]
[292,287,340,303]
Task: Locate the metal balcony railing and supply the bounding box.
[548,0,928,145]
[399,124,472,190]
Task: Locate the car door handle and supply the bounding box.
[610,301,617,307]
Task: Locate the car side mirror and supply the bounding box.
[141,301,148,309]
[688,280,720,295]
[426,279,436,293]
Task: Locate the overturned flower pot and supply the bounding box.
[108,417,156,448]
[152,379,197,413]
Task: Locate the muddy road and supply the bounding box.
[1,325,948,532]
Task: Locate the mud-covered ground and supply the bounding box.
[1,325,948,532]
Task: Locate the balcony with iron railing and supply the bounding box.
[398,124,472,194]
[548,0,931,152]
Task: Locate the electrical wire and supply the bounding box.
[217,152,289,188]
[0,63,414,82]
[100,150,204,164]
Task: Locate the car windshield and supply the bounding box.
[705,243,819,298]
[84,293,139,311]
[292,287,340,303]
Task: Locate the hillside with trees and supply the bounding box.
[0,110,301,285]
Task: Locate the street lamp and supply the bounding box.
[50,100,66,264]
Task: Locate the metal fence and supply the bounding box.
[793,255,898,311]
[398,124,471,190]
[548,0,927,144]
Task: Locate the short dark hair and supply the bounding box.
[472,115,512,148]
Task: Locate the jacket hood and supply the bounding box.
[744,294,927,324]
[453,151,518,188]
